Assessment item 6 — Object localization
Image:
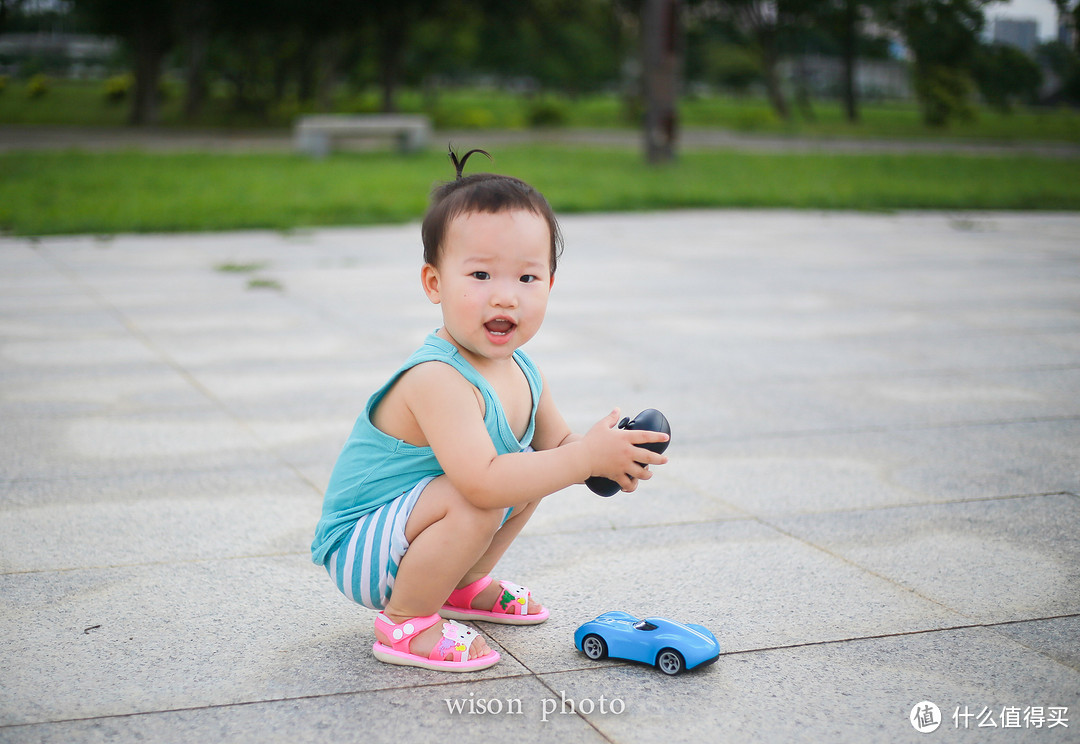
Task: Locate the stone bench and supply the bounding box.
[293,114,431,157]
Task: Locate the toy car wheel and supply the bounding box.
[581,634,608,661]
[656,649,684,675]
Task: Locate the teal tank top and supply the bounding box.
[311,331,542,565]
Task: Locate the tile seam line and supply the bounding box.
[753,514,983,618]
[715,613,1080,658]
[4,616,1076,732]
[33,245,324,497]
[0,671,536,731]
[737,361,1080,385]
[681,414,1080,444]
[487,644,619,744]
[754,499,1080,639]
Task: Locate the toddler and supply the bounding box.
[311,149,668,672]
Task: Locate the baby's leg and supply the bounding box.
[454,499,544,615]
[380,475,507,660]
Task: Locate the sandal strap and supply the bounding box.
[375,613,483,663]
[431,619,481,662]
[445,576,493,610]
[492,580,531,616]
[375,612,441,654]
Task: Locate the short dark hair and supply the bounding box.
[421,149,563,274]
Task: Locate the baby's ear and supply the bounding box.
[420,263,442,304]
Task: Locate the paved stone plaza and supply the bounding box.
[1,210,1078,742]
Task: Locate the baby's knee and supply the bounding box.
[447,492,505,534]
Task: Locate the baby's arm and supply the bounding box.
[403,364,667,510]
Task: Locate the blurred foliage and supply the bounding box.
[972,43,1043,113]
[913,64,975,126]
[4,0,1079,131]
[25,72,49,98]
[103,73,133,103]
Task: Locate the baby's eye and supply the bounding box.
[471,271,490,280]
[519,275,538,284]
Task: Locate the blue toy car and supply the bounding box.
[574,611,720,675]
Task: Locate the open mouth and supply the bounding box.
[484,318,516,336]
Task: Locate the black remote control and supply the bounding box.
[585,408,671,497]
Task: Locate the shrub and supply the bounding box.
[913,65,976,127]
[527,98,568,128]
[103,74,133,104]
[731,107,778,131]
[432,106,496,129]
[704,44,762,95]
[26,73,50,99]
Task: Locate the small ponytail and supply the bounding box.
[448,145,492,179]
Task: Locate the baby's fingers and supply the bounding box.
[632,448,668,467]
[625,429,670,447]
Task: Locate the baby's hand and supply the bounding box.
[582,409,669,492]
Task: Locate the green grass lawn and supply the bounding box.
[3,79,1080,143]
[2,146,1078,237]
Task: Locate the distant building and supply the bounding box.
[0,32,117,77]
[780,55,913,101]
[992,17,1039,55]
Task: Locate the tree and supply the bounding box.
[717,1,790,120]
[0,0,26,35]
[642,0,684,162]
[883,0,989,126]
[972,41,1042,111]
[368,0,453,112]
[73,0,177,125]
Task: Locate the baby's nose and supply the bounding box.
[490,284,519,307]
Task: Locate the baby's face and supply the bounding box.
[423,209,553,366]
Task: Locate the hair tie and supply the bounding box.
[448,145,492,179]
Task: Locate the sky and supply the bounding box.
[992,0,1067,39]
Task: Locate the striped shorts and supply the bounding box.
[324,475,435,611]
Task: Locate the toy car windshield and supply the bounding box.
[633,621,658,631]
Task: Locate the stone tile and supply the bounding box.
[2,212,1079,744]
[0,461,309,509]
[992,616,1080,672]
[485,521,962,674]
[772,494,1080,623]
[0,490,319,572]
[1,677,608,744]
[0,367,211,419]
[0,557,527,726]
[0,410,274,482]
[540,626,1080,744]
[887,421,1080,502]
[667,421,1080,516]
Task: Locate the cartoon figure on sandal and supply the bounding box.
[311,148,668,672]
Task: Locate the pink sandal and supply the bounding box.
[441,576,550,625]
[372,613,500,672]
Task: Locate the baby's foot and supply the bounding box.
[375,613,493,661]
[469,578,544,617]
[442,576,549,625]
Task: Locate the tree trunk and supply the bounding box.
[793,54,815,121]
[182,27,209,121]
[129,15,168,126]
[642,0,682,164]
[840,0,859,123]
[379,28,404,113]
[316,36,344,113]
[760,38,790,121]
